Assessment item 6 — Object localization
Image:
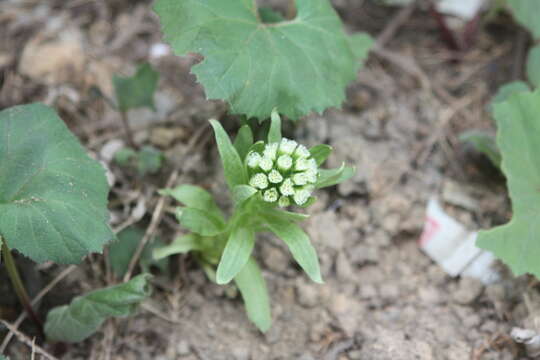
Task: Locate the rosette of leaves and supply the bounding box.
[154,110,354,331]
[153,0,373,120]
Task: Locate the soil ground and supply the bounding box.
[0,0,538,359]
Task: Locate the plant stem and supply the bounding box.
[120,111,137,149]
[1,237,44,336]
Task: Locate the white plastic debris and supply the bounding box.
[149,43,171,60]
[511,328,540,357]
[419,198,499,284]
[100,139,125,163]
[437,0,486,21]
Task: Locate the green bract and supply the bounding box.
[153,0,373,120]
[155,110,354,331]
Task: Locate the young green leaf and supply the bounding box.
[209,120,248,189]
[526,44,540,88]
[507,0,540,39]
[234,257,272,332]
[44,274,152,342]
[216,225,255,285]
[161,184,224,221]
[262,212,322,283]
[233,125,254,161]
[309,144,332,166]
[477,90,540,277]
[177,207,226,237]
[114,147,137,165]
[153,234,202,260]
[136,146,164,175]
[316,164,355,189]
[153,0,373,120]
[491,81,530,106]
[0,103,114,264]
[459,130,501,169]
[108,227,168,277]
[113,63,159,112]
[268,109,282,144]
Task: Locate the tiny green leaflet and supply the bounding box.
[113,63,159,112]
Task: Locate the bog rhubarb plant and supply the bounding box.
[154,111,354,331]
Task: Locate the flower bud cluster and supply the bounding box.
[246,138,318,206]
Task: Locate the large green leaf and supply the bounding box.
[526,44,540,88]
[491,81,530,106]
[44,274,152,342]
[262,212,322,283]
[113,63,159,112]
[216,225,255,284]
[507,0,540,39]
[234,257,271,332]
[0,103,114,264]
[477,90,540,277]
[459,130,501,169]
[153,0,373,120]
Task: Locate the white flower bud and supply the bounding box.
[263,143,278,160]
[294,144,310,159]
[278,196,290,208]
[268,169,283,184]
[305,168,318,184]
[249,173,268,189]
[263,188,279,203]
[293,189,311,206]
[295,158,310,171]
[279,138,298,155]
[307,158,317,170]
[259,156,273,172]
[246,152,261,168]
[293,172,308,186]
[279,178,295,196]
[277,154,292,171]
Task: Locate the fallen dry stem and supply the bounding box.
[1,320,59,360]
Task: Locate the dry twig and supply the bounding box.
[0,265,77,353]
[1,321,59,360]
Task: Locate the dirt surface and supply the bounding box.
[1,0,539,359]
